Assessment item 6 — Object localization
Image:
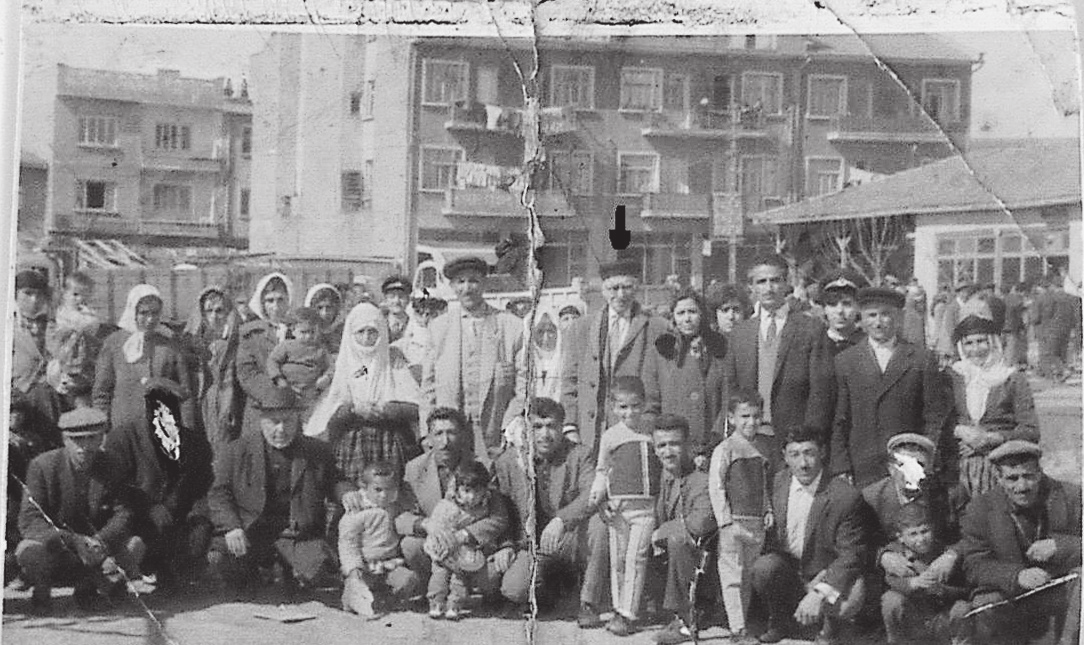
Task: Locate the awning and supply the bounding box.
[416,244,499,266]
[73,239,149,268]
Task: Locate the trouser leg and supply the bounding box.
[427,563,451,605]
[751,552,802,630]
[337,513,366,576]
[401,536,431,583]
[581,514,610,608]
[880,590,908,643]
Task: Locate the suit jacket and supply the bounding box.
[722,310,834,435]
[949,370,1039,441]
[830,340,949,488]
[207,431,352,539]
[492,442,595,546]
[18,448,138,551]
[654,464,716,545]
[765,469,867,593]
[861,476,970,548]
[644,331,728,453]
[423,303,523,457]
[561,303,668,455]
[394,452,508,549]
[957,476,1082,595]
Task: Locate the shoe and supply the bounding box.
[813,620,841,645]
[577,603,604,629]
[607,613,636,637]
[428,600,444,619]
[758,627,786,644]
[443,605,461,621]
[653,616,695,644]
[341,571,375,618]
[28,585,52,615]
[731,629,758,645]
[73,584,103,611]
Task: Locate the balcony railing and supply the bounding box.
[142,155,225,174]
[55,212,223,239]
[442,187,574,218]
[827,114,965,144]
[445,103,579,138]
[642,105,768,140]
[640,193,710,219]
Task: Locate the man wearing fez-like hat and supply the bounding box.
[954,441,1081,645]
[207,387,359,593]
[829,286,949,489]
[818,270,867,357]
[422,256,523,464]
[561,258,667,454]
[17,407,146,613]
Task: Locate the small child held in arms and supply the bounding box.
[880,502,970,645]
[337,462,419,618]
[588,376,661,637]
[425,460,513,621]
[708,390,774,644]
[54,271,99,333]
[267,307,332,414]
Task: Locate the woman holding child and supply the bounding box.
[235,272,294,437]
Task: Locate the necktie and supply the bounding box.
[609,316,623,368]
[765,312,778,346]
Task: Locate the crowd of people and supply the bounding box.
[5,254,1081,645]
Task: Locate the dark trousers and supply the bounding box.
[970,572,1080,645]
[751,552,865,633]
[646,532,705,617]
[208,531,334,587]
[580,514,612,609]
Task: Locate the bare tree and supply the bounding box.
[817,216,906,286]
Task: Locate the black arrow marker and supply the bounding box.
[609,205,630,250]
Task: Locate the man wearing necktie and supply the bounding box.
[561,259,668,456]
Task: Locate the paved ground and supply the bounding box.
[2,376,1080,645]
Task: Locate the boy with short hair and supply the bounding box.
[338,461,419,618]
[266,307,332,415]
[589,376,661,636]
[880,502,969,645]
[708,390,774,644]
[425,460,513,621]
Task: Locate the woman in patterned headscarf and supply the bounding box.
[92,284,193,436]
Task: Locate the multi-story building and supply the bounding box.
[250,34,973,287]
[46,64,251,265]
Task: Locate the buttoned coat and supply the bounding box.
[644,331,728,454]
[561,303,668,455]
[830,340,949,488]
[492,442,595,547]
[93,330,195,434]
[234,319,282,439]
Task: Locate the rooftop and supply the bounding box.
[56,64,252,113]
[753,138,1081,225]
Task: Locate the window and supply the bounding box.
[364,79,375,118]
[806,158,843,196]
[152,184,192,217]
[617,153,659,195]
[741,72,783,115]
[155,124,191,151]
[663,73,689,111]
[807,75,847,117]
[546,150,593,195]
[419,147,463,192]
[241,127,252,155]
[78,116,118,147]
[342,171,363,211]
[711,75,733,110]
[549,65,595,110]
[362,160,374,206]
[538,231,587,287]
[350,91,362,115]
[239,188,250,219]
[936,227,1063,290]
[739,155,778,213]
[422,59,468,106]
[624,234,692,285]
[619,67,663,111]
[921,79,960,123]
[75,180,117,212]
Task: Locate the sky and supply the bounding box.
[15,25,1081,161]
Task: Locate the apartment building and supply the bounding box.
[47,64,252,266]
[250,35,973,287]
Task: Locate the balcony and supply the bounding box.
[711,192,744,238]
[827,114,966,144]
[641,106,769,141]
[442,187,575,219]
[54,212,224,240]
[640,193,710,220]
[445,103,579,139]
[142,155,225,174]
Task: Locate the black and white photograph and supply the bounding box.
[1,10,1082,645]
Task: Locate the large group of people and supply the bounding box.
[6,255,1081,645]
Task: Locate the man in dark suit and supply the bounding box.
[207,387,356,591]
[956,441,1081,645]
[752,425,868,645]
[830,287,949,489]
[723,255,833,467]
[494,398,594,610]
[16,408,145,613]
[818,271,866,358]
[561,259,669,455]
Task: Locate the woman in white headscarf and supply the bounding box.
[235,272,294,438]
[93,284,193,436]
[949,313,1040,496]
[324,302,421,484]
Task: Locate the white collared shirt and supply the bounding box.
[868,336,898,372]
[759,302,790,344]
[786,470,822,560]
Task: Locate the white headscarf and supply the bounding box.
[526,304,563,400]
[248,272,294,343]
[305,283,341,309]
[952,332,1015,423]
[328,302,420,411]
[117,284,164,364]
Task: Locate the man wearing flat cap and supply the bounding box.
[207,387,359,592]
[818,271,867,358]
[12,269,52,394]
[422,256,523,463]
[381,275,413,343]
[561,258,668,455]
[955,441,1081,645]
[830,287,949,489]
[16,407,145,613]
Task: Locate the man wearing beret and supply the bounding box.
[207,387,359,592]
[955,441,1081,645]
[16,407,145,613]
[12,269,52,394]
[561,259,668,455]
[422,256,523,463]
[830,286,949,489]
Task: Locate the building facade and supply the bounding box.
[250,35,973,287]
[47,65,251,266]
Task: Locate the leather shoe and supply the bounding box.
[653,616,695,644]
[607,613,636,637]
[577,603,604,629]
[758,627,785,644]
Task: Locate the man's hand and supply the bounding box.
[763,510,775,530]
[563,427,580,445]
[341,490,366,513]
[693,455,707,471]
[491,548,515,573]
[794,590,824,626]
[75,535,107,568]
[598,502,616,525]
[881,551,920,578]
[539,517,565,555]
[225,528,249,558]
[926,551,958,582]
[1026,539,1058,564]
[1017,567,1052,590]
[910,569,939,590]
